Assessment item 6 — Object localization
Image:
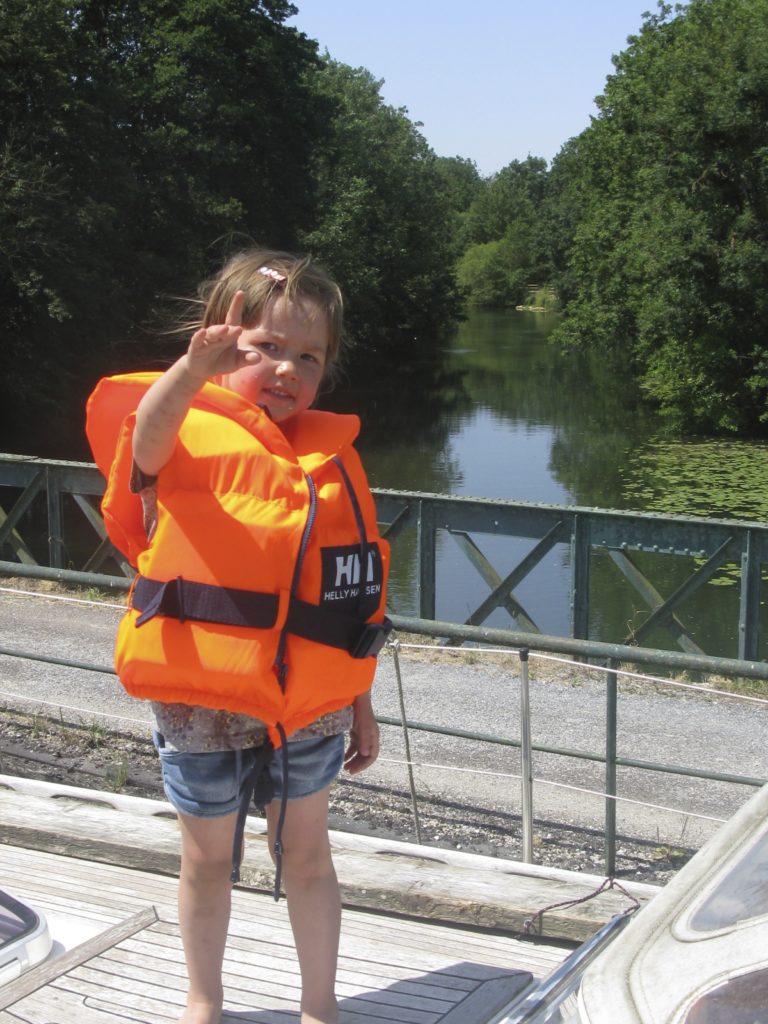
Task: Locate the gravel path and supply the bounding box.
[1,581,766,883]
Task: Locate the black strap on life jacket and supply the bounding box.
[134,574,278,629]
[132,575,392,658]
[332,455,369,616]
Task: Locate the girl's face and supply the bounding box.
[218,295,329,422]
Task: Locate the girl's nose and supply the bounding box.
[276,358,297,379]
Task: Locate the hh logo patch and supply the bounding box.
[320,543,383,615]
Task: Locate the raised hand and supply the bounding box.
[185,290,260,381]
[134,291,260,474]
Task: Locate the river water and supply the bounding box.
[340,310,768,659]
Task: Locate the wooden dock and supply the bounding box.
[0,776,657,1022]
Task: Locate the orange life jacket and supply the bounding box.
[86,373,391,746]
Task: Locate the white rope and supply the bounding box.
[529,649,768,705]
[0,585,127,612]
[0,688,150,729]
[0,682,729,825]
[390,641,768,706]
[378,756,729,825]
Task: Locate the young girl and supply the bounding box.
[86,249,391,1024]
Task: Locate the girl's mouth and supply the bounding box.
[264,386,295,402]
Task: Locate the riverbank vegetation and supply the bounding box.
[457,0,768,436]
[3,0,768,450]
[0,0,461,456]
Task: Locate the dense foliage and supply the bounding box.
[0,0,458,454]
[449,0,768,436]
[455,157,549,308]
[5,0,768,450]
[544,0,768,434]
[299,62,461,377]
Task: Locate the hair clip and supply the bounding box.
[258,266,287,285]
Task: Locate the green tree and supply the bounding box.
[0,0,324,455]
[455,156,549,308]
[463,156,547,246]
[433,155,483,257]
[299,61,461,373]
[456,237,531,307]
[537,137,589,307]
[551,0,768,434]
[434,156,484,213]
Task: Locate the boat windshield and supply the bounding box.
[684,967,768,1023]
[689,829,768,932]
[0,891,39,951]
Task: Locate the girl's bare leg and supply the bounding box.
[176,811,238,1024]
[267,786,341,1024]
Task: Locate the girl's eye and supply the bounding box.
[258,342,278,354]
[301,353,319,364]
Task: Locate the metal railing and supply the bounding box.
[3,453,768,659]
[1,453,767,877]
[1,587,766,877]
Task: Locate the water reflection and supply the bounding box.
[323,359,469,496]
[351,309,659,508]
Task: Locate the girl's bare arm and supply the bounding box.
[133,291,252,475]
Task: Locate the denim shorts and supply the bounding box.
[153,732,345,819]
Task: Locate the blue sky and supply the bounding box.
[287,1,668,176]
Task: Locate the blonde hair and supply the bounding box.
[199,249,344,366]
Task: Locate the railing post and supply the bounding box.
[45,466,65,569]
[605,660,618,876]
[519,647,534,863]
[739,529,761,662]
[416,499,437,620]
[570,513,590,639]
[391,639,423,844]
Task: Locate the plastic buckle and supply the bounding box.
[351,617,393,658]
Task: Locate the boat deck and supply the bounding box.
[0,844,560,1024]
[0,777,657,1023]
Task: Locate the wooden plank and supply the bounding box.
[2,851,180,907]
[75,955,460,1016]
[58,972,446,1024]
[1,986,155,1023]
[118,932,524,995]
[0,785,656,941]
[0,841,570,983]
[53,973,185,1016]
[6,864,175,913]
[101,941,472,1005]
[0,906,157,1011]
[126,898,567,978]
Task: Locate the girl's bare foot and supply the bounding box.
[300,998,339,1024]
[178,1000,222,1024]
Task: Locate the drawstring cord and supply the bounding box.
[271,724,289,901]
[229,723,290,902]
